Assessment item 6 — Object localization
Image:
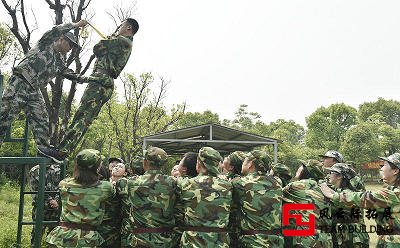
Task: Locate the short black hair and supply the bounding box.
[126,18,139,35]
[98,164,110,181]
[298,165,312,180]
[182,152,198,178]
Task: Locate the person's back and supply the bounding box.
[233,173,282,246]
[57,178,113,225]
[177,147,232,248]
[92,34,132,80]
[232,150,283,247]
[129,170,177,247]
[46,149,114,248]
[178,174,232,247]
[283,160,333,248]
[126,147,177,247]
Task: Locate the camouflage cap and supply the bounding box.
[379,153,400,169]
[64,32,79,48]
[325,163,356,180]
[245,150,272,172]
[319,150,344,163]
[76,149,103,169]
[228,151,246,172]
[143,147,168,167]
[130,155,145,175]
[108,157,124,163]
[271,162,292,179]
[198,147,222,176]
[301,159,325,180]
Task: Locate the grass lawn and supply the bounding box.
[0,182,33,248]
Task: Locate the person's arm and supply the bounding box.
[320,182,400,209]
[38,20,88,48]
[229,180,241,229]
[174,178,184,225]
[61,68,88,83]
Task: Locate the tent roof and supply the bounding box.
[142,123,278,157]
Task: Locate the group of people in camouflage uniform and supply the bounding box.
[28,143,400,248]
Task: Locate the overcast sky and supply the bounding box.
[2,0,400,126]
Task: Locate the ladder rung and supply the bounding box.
[21,221,59,225]
[23,191,59,194]
[0,157,53,165]
[4,138,26,142]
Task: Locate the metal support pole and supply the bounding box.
[16,107,31,247]
[33,162,46,248]
[22,118,30,156]
[16,165,26,248]
[143,139,147,154]
[273,142,278,163]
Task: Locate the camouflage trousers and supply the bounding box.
[59,76,113,154]
[98,221,121,248]
[0,75,49,146]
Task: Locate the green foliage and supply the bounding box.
[227,104,261,131]
[0,23,21,68]
[171,110,220,129]
[305,103,358,150]
[358,98,400,128]
[341,121,381,166]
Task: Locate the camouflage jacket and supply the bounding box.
[13,23,74,89]
[116,176,136,247]
[92,35,132,79]
[46,178,114,247]
[329,186,369,247]
[176,173,232,248]
[29,164,61,207]
[283,179,333,248]
[98,180,122,247]
[117,170,177,248]
[232,172,283,247]
[332,183,400,245]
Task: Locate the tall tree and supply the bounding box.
[305,103,358,150]
[227,104,261,131]
[171,110,220,129]
[340,121,381,166]
[358,98,400,128]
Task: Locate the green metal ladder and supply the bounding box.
[0,74,66,247]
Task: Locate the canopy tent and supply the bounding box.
[142,123,278,162]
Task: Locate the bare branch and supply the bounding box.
[106,1,137,26]
[29,6,39,32]
[106,11,118,27]
[45,0,56,9]
[20,0,32,45]
[1,0,31,53]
